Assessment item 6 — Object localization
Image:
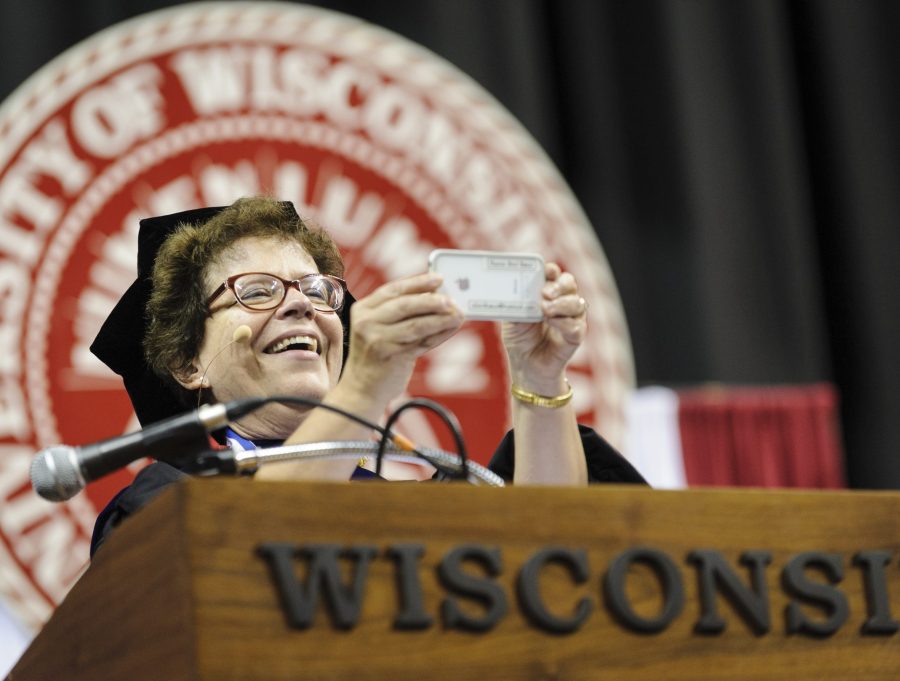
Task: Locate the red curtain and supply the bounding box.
[677,384,845,488]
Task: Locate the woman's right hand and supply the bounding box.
[339,272,463,407]
[273,272,459,481]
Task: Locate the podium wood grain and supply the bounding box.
[9,479,900,680]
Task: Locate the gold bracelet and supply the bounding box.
[511,380,573,408]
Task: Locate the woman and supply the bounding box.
[90,197,644,553]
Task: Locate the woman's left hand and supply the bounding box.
[501,262,587,393]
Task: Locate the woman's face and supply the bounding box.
[189,236,344,437]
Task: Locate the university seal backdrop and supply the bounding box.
[0,2,633,630]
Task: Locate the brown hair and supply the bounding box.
[144,197,344,402]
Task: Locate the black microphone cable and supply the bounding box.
[182,394,468,480]
[376,398,469,480]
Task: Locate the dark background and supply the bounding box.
[2,0,897,488]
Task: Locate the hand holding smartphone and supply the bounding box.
[428,249,545,322]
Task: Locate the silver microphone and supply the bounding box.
[31,400,262,501]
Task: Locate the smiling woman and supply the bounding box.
[88,196,645,556]
[143,199,347,416]
[170,238,346,438]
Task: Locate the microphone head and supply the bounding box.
[31,446,85,502]
[232,325,252,343]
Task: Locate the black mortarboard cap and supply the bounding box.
[90,203,354,427]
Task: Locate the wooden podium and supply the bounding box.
[8,479,900,680]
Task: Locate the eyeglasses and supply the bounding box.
[206,272,346,313]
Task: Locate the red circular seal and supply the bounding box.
[0,3,634,627]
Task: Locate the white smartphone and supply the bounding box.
[428,249,545,322]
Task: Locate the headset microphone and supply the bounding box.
[232,325,252,343]
[197,325,254,406]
